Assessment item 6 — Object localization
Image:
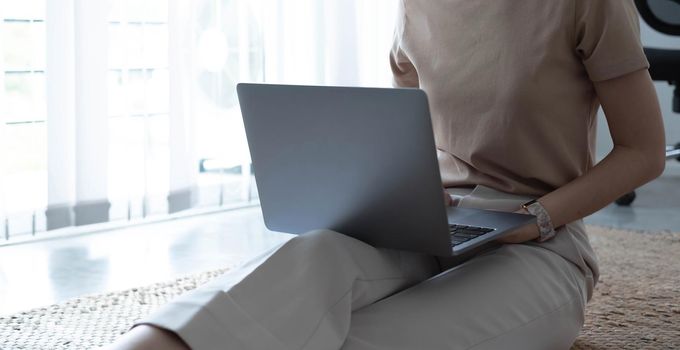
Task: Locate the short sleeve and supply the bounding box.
[390,38,420,88]
[575,0,650,82]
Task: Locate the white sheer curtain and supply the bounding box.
[260,0,397,87]
[1,0,399,239]
[167,0,197,213]
[46,0,110,229]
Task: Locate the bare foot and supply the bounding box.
[101,325,190,350]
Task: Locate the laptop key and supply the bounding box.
[449,224,496,246]
[453,233,478,240]
[461,229,483,236]
[451,238,468,246]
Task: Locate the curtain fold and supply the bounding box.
[260,0,396,87]
[167,0,197,213]
[322,0,360,85]
[0,2,9,221]
[46,0,110,229]
[72,0,110,225]
[45,0,76,230]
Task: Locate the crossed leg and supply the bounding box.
[342,244,586,350]
[104,230,586,350]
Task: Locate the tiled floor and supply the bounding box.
[585,165,680,232]
[1,166,679,316]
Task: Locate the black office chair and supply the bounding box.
[615,0,680,206]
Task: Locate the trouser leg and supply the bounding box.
[342,244,587,350]
[137,230,439,350]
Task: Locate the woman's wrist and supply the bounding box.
[521,199,557,242]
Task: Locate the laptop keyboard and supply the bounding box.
[449,224,496,246]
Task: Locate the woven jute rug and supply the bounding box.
[571,227,680,350]
[1,226,679,350]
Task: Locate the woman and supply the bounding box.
[107,0,665,349]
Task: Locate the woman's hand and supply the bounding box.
[443,189,453,206]
[446,191,538,243]
[497,209,540,244]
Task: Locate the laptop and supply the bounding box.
[237,83,536,256]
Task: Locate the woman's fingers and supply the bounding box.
[443,189,453,206]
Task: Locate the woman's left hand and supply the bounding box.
[496,210,540,244]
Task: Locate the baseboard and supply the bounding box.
[73,200,111,226]
[167,188,196,214]
[45,204,73,231]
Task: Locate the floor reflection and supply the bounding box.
[0,207,290,316]
[48,247,110,302]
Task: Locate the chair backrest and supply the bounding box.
[636,0,680,114]
[636,0,680,35]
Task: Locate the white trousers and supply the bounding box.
[139,229,588,350]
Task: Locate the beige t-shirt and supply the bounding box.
[391,0,649,299]
[391,0,649,196]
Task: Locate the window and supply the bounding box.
[192,0,263,208]
[0,0,48,237]
[0,0,396,242]
[0,0,264,241]
[107,0,171,220]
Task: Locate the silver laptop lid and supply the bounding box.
[237,83,453,256]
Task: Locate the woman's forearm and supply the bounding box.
[538,144,665,228]
[537,69,666,229]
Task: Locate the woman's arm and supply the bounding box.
[500,69,666,243]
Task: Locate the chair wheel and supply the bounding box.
[616,192,636,206]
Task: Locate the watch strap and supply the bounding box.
[521,200,557,243]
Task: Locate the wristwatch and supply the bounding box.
[521,199,557,243]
